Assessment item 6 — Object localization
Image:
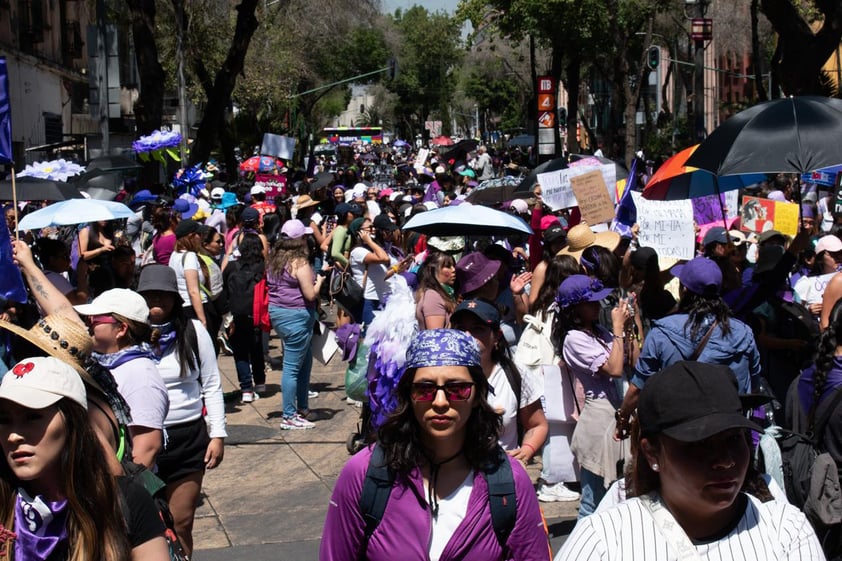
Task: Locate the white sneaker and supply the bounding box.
[241,391,260,403]
[308,390,319,399]
[537,482,580,502]
[280,414,315,430]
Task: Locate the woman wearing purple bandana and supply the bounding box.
[321,329,550,561]
[0,357,166,561]
[551,275,636,518]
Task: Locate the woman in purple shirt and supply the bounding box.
[552,275,636,518]
[321,329,550,561]
[266,220,326,430]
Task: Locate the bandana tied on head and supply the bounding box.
[405,329,481,370]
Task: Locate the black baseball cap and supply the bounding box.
[373,213,398,232]
[543,224,566,245]
[450,299,501,330]
[637,361,762,442]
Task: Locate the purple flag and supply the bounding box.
[0,222,27,304]
[611,159,637,238]
[0,57,11,165]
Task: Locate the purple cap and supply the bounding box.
[801,204,816,219]
[405,329,481,370]
[173,198,199,220]
[280,219,313,239]
[555,275,613,308]
[456,252,501,296]
[335,323,361,362]
[451,299,501,329]
[670,257,722,296]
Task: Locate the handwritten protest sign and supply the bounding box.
[794,272,836,304]
[570,170,614,225]
[740,196,799,237]
[538,163,617,211]
[631,192,695,260]
[414,148,430,170]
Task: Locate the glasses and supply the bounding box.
[87,314,118,330]
[410,381,475,402]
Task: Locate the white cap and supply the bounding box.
[816,235,842,254]
[250,185,266,195]
[74,288,150,325]
[0,357,87,410]
[210,187,225,200]
[351,183,367,199]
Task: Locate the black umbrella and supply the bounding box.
[309,171,334,193]
[686,96,842,175]
[512,157,568,195]
[72,169,124,192]
[508,134,535,148]
[465,176,527,205]
[439,139,479,163]
[86,154,142,172]
[0,176,83,201]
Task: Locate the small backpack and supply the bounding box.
[779,380,842,528]
[359,445,517,558]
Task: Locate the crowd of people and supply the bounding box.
[0,141,840,561]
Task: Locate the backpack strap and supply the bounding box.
[483,447,517,550]
[359,445,395,560]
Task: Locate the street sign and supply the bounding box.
[538,129,554,142]
[538,111,555,128]
[538,94,554,110]
[538,144,555,155]
[537,76,555,94]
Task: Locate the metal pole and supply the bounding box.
[96,0,109,155]
[694,0,708,141]
[176,1,188,162]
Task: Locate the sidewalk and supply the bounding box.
[192,337,578,560]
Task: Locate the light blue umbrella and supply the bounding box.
[17,199,135,230]
[402,202,533,236]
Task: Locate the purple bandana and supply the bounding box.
[405,329,481,370]
[14,489,69,561]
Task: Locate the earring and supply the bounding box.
[651,463,660,472]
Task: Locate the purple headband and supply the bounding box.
[405,329,481,370]
[555,275,613,308]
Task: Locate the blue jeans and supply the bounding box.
[269,305,316,418]
[361,298,380,327]
[578,468,606,519]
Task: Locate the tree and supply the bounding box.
[387,7,463,141]
[761,0,842,96]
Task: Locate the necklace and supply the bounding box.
[426,450,464,518]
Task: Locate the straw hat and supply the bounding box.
[295,194,320,210]
[557,222,621,261]
[0,314,100,390]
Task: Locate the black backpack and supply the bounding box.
[779,380,842,528]
[773,300,820,367]
[359,445,517,559]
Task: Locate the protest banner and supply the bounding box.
[414,148,430,170]
[740,196,798,237]
[570,170,614,225]
[538,163,617,211]
[794,272,836,304]
[253,173,287,198]
[261,133,295,160]
[631,192,695,260]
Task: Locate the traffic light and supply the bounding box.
[647,46,660,70]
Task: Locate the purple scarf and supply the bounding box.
[14,489,68,561]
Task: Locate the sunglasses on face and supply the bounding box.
[87,314,119,331]
[410,381,475,402]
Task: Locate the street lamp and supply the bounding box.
[688,0,712,141]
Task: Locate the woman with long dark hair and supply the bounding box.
[137,264,226,557]
[321,329,550,561]
[266,220,326,430]
[415,251,457,330]
[150,207,178,266]
[616,257,761,439]
[347,216,389,325]
[223,232,267,403]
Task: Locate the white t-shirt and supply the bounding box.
[556,493,825,561]
[156,319,227,438]
[487,363,543,450]
[429,470,473,561]
[350,246,379,300]
[169,250,208,305]
[110,358,169,430]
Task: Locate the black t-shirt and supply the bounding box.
[117,476,166,548]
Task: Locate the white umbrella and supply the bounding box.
[17,199,135,230]
[402,202,533,237]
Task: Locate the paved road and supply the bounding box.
[191,336,577,560]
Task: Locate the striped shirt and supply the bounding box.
[555,494,825,561]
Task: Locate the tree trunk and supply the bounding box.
[125,0,164,185]
[188,0,262,166]
[564,58,581,156]
[751,0,768,101]
[761,0,842,95]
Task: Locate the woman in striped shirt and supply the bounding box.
[557,361,824,561]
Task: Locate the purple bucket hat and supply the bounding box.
[670,256,722,296]
[335,323,361,363]
[555,274,613,308]
[405,329,481,370]
[456,252,501,296]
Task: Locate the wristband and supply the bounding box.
[521,442,536,455]
[613,333,625,339]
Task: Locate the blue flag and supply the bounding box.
[0,57,11,165]
[611,159,637,238]
[0,223,27,305]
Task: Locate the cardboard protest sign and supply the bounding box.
[570,170,614,225]
[740,196,798,237]
[538,163,617,211]
[631,192,695,260]
[261,133,295,160]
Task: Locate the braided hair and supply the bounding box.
[811,298,842,418]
